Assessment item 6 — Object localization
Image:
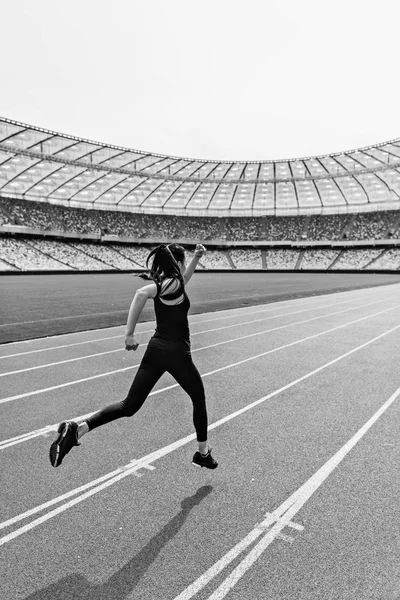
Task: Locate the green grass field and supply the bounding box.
[1,271,400,344]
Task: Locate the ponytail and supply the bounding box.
[138,244,185,292]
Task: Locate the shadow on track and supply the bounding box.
[24,485,213,600]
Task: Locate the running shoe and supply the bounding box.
[49,421,80,467]
[192,447,218,469]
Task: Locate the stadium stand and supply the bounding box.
[306,214,349,241]
[0,237,71,270]
[226,218,263,241]
[25,239,76,269]
[44,242,107,270]
[1,117,400,272]
[2,196,400,244]
[110,245,152,268]
[67,242,136,270]
[264,216,306,241]
[0,255,18,270]
[1,234,399,272]
[299,249,341,270]
[198,250,232,270]
[366,248,400,270]
[348,211,400,240]
[229,249,263,269]
[332,249,384,270]
[264,249,300,269]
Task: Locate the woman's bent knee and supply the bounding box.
[120,398,144,418]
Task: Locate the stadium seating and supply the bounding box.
[68,242,136,270]
[198,250,232,270]
[0,237,71,270]
[366,248,400,270]
[264,249,300,269]
[2,197,400,246]
[226,218,263,241]
[1,196,400,272]
[299,249,341,270]
[348,211,400,240]
[1,235,399,271]
[332,249,384,270]
[306,214,348,241]
[229,249,263,269]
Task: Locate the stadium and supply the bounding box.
[1,116,400,274]
[2,120,400,599]
[3,0,400,596]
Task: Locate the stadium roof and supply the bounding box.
[1,117,400,216]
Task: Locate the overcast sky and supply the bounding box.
[1,0,399,161]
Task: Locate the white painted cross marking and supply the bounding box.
[1,322,399,550]
[263,511,304,531]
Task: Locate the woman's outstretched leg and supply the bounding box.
[49,348,165,467]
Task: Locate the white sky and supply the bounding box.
[1,0,399,161]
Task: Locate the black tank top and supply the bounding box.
[148,278,191,352]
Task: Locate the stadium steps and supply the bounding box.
[0,256,20,270]
[327,249,345,270]
[261,250,267,269]
[24,239,77,270]
[340,214,356,240]
[225,251,236,269]
[295,249,306,270]
[384,214,400,239]
[0,204,12,224]
[363,248,389,270]
[111,245,146,269]
[69,243,118,270]
[300,216,311,240]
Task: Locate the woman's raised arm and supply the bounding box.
[184,244,206,285]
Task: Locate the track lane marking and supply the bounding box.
[0,296,397,405]
[1,321,399,548]
[193,384,400,600]
[0,294,373,376]
[2,291,326,327]
[2,283,398,356]
[0,302,398,444]
[0,309,129,327]
[0,302,309,358]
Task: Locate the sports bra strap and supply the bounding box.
[155,278,184,301]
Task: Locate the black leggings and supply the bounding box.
[85,345,208,442]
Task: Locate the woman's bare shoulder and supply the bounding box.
[137,281,158,299]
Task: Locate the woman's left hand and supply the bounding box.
[125,334,139,351]
[194,244,206,258]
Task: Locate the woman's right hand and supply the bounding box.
[125,334,139,351]
[194,244,206,258]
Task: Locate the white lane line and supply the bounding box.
[0,296,397,405]
[0,412,95,450]
[1,322,399,548]
[195,384,400,600]
[0,309,129,327]
[0,334,125,360]
[2,283,398,356]
[1,291,308,328]
[0,288,377,360]
[0,303,398,451]
[0,294,372,376]
[0,302,309,359]
[0,348,123,377]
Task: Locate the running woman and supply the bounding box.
[49,243,218,469]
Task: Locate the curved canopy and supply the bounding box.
[1,117,400,216]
